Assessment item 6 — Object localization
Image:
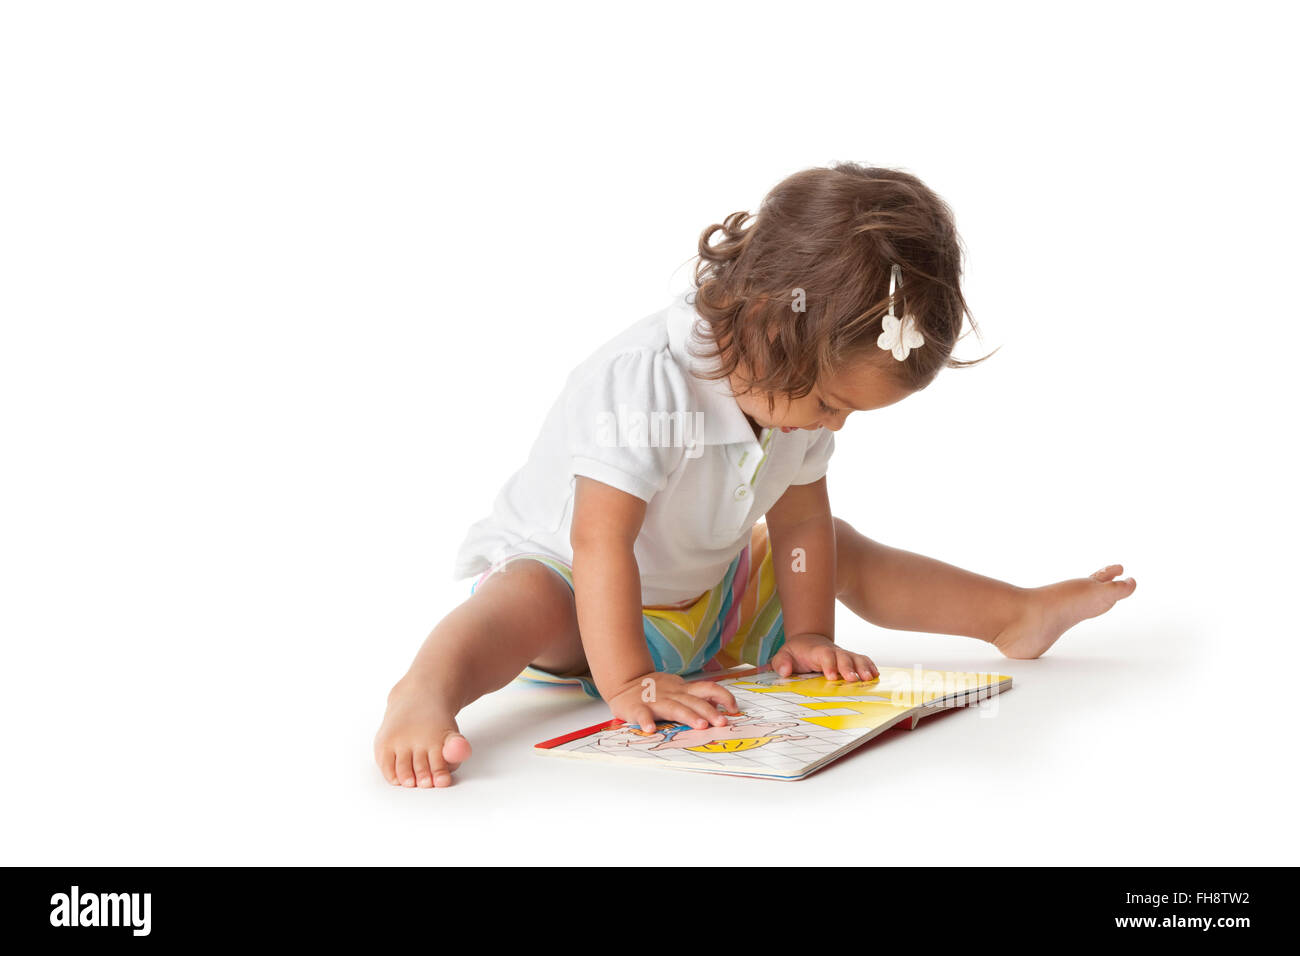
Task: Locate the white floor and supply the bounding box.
[8,571,1290,866]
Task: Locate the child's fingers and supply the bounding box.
[840,650,878,681]
[671,693,728,728]
[686,680,738,715]
[812,644,839,680]
[855,654,880,681]
[626,705,657,733]
[833,648,862,681]
[656,698,715,729]
[769,647,795,677]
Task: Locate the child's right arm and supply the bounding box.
[571,476,737,732]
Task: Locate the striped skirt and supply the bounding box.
[468,521,786,699]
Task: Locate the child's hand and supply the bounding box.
[607,672,739,733]
[769,632,880,683]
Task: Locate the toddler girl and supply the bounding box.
[374,162,1136,788]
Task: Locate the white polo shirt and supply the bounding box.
[452,291,835,606]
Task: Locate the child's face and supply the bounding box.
[730,356,915,433]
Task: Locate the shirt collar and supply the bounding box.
[667,292,765,446]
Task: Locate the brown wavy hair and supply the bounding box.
[689,163,987,407]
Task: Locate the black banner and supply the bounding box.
[9,866,1284,942]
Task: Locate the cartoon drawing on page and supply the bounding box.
[595,713,807,753]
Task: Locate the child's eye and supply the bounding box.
[818,398,838,414]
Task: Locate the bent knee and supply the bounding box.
[473,559,575,623]
[478,561,586,675]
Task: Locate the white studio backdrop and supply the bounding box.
[2,1,1296,865]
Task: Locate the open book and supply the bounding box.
[535,665,1012,781]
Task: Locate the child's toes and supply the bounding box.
[412,749,434,788]
[1094,576,1137,613]
[1091,564,1124,582]
[394,748,417,788]
[428,748,456,788]
[377,748,399,786]
[443,732,472,767]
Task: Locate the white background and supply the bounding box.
[3,1,1296,865]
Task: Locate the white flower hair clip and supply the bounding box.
[877,263,924,361]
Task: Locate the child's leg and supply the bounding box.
[374,560,585,788]
[831,517,1136,659]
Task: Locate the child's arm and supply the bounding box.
[763,477,880,681]
[571,477,737,731]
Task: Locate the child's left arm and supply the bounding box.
[763,477,880,682]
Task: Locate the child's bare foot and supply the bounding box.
[374,677,473,788]
[993,565,1137,660]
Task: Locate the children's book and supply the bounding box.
[534,666,1012,781]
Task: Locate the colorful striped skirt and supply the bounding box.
[468,521,786,699]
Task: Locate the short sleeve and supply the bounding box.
[790,427,835,485]
[565,349,689,502]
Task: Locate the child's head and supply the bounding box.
[689,162,983,431]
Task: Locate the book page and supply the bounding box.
[536,667,1011,780]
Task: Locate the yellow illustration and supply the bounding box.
[792,700,907,730]
[689,736,780,753]
[544,665,1015,780]
[731,667,1011,729]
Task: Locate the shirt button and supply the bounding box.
[733,485,749,501]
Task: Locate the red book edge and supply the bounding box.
[534,668,1009,749]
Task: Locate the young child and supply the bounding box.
[374,163,1137,788]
